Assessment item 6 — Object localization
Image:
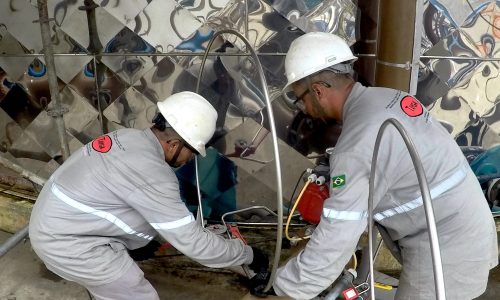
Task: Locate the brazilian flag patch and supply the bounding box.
[331,175,346,188]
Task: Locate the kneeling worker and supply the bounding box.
[29,91,268,299]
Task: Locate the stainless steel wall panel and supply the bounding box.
[421,0,458,54]
[48,0,83,26]
[8,131,51,164]
[0,64,52,129]
[51,29,92,84]
[428,92,480,138]
[296,0,357,45]
[0,28,35,80]
[455,119,500,148]
[103,87,156,129]
[96,0,149,27]
[176,0,232,23]
[423,29,483,87]
[207,0,287,50]
[432,0,491,27]
[132,57,199,103]
[0,0,44,52]
[60,5,125,51]
[416,65,450,106]
[53,86,99,136]
[101,27,156,85]
[450,61,500,117]
[126,0,203,53]
[460,1,500,58]
[23,110,66,158]
[0,109,24,155]
[68,62,129,110]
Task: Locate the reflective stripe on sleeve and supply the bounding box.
[150,214,195,230]
[322,208,368,221]
[51,184,153,240]
[374,165,467,221]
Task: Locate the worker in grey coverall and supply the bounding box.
[270,32,498,299]
[29,92,269,300]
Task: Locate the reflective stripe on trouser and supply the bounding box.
[322,164,467,222]
[86,262,159,300]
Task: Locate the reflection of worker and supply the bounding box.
[271,32,498,299]
[29,91,268,299]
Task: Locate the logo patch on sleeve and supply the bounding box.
[400,95,423,117]
[91,135,112,153]
[331,175,346,188]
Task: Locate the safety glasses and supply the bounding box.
[283,81,332,112]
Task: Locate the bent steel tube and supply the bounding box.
[368,118,446,299]
[196,29,284,292]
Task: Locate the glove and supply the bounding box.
[249,271,277,298]
[128,240,162,261]
[248,247,269,274]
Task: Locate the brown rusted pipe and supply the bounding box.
[375,0,420,93]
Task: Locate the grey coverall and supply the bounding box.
[29,128,253,299]
[274,83,498,299]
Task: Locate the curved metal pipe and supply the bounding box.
[368,118,446,299]
[195,29,283,292]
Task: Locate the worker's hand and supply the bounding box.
[248,247,269,274]
[128,240,162,261]
[249,271,277,298]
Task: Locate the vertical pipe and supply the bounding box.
[196,30,283,293]
[37,0,70,160]
[375,0,421,93]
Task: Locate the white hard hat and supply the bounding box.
[157,91,217,157]
[283,32,357,95]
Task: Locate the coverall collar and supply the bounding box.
[144,128,165,160]
[341,82,366,123]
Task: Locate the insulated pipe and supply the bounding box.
[375,0,423,94]
[0,158,48,258]
[36,0,71,160]
[0,156,46,187]
[368,118,446,299]
[0,226,29,258]
[196,29,284,292]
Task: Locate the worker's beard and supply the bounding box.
[310,95,329,123]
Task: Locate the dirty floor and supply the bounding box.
[1,230,499,300]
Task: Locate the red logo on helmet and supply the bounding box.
[91,135,112,153]
[400,96,423,117]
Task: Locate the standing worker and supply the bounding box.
[29,91,269,299]
[264,32,498,299]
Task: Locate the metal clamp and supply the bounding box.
[376,59,419,71]
[46,105,69,117]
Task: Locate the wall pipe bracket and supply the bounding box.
[195,29,284,292]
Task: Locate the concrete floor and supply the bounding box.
[1,230,499,300]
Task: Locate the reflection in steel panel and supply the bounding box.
[127,0,203,52]
[0,27,35,81]
[51,29,91,84]
[101,27,156,85]
[69,61,129,111]
[428,90,480,138]
[103,87,157,129]
[1,0,499,180]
